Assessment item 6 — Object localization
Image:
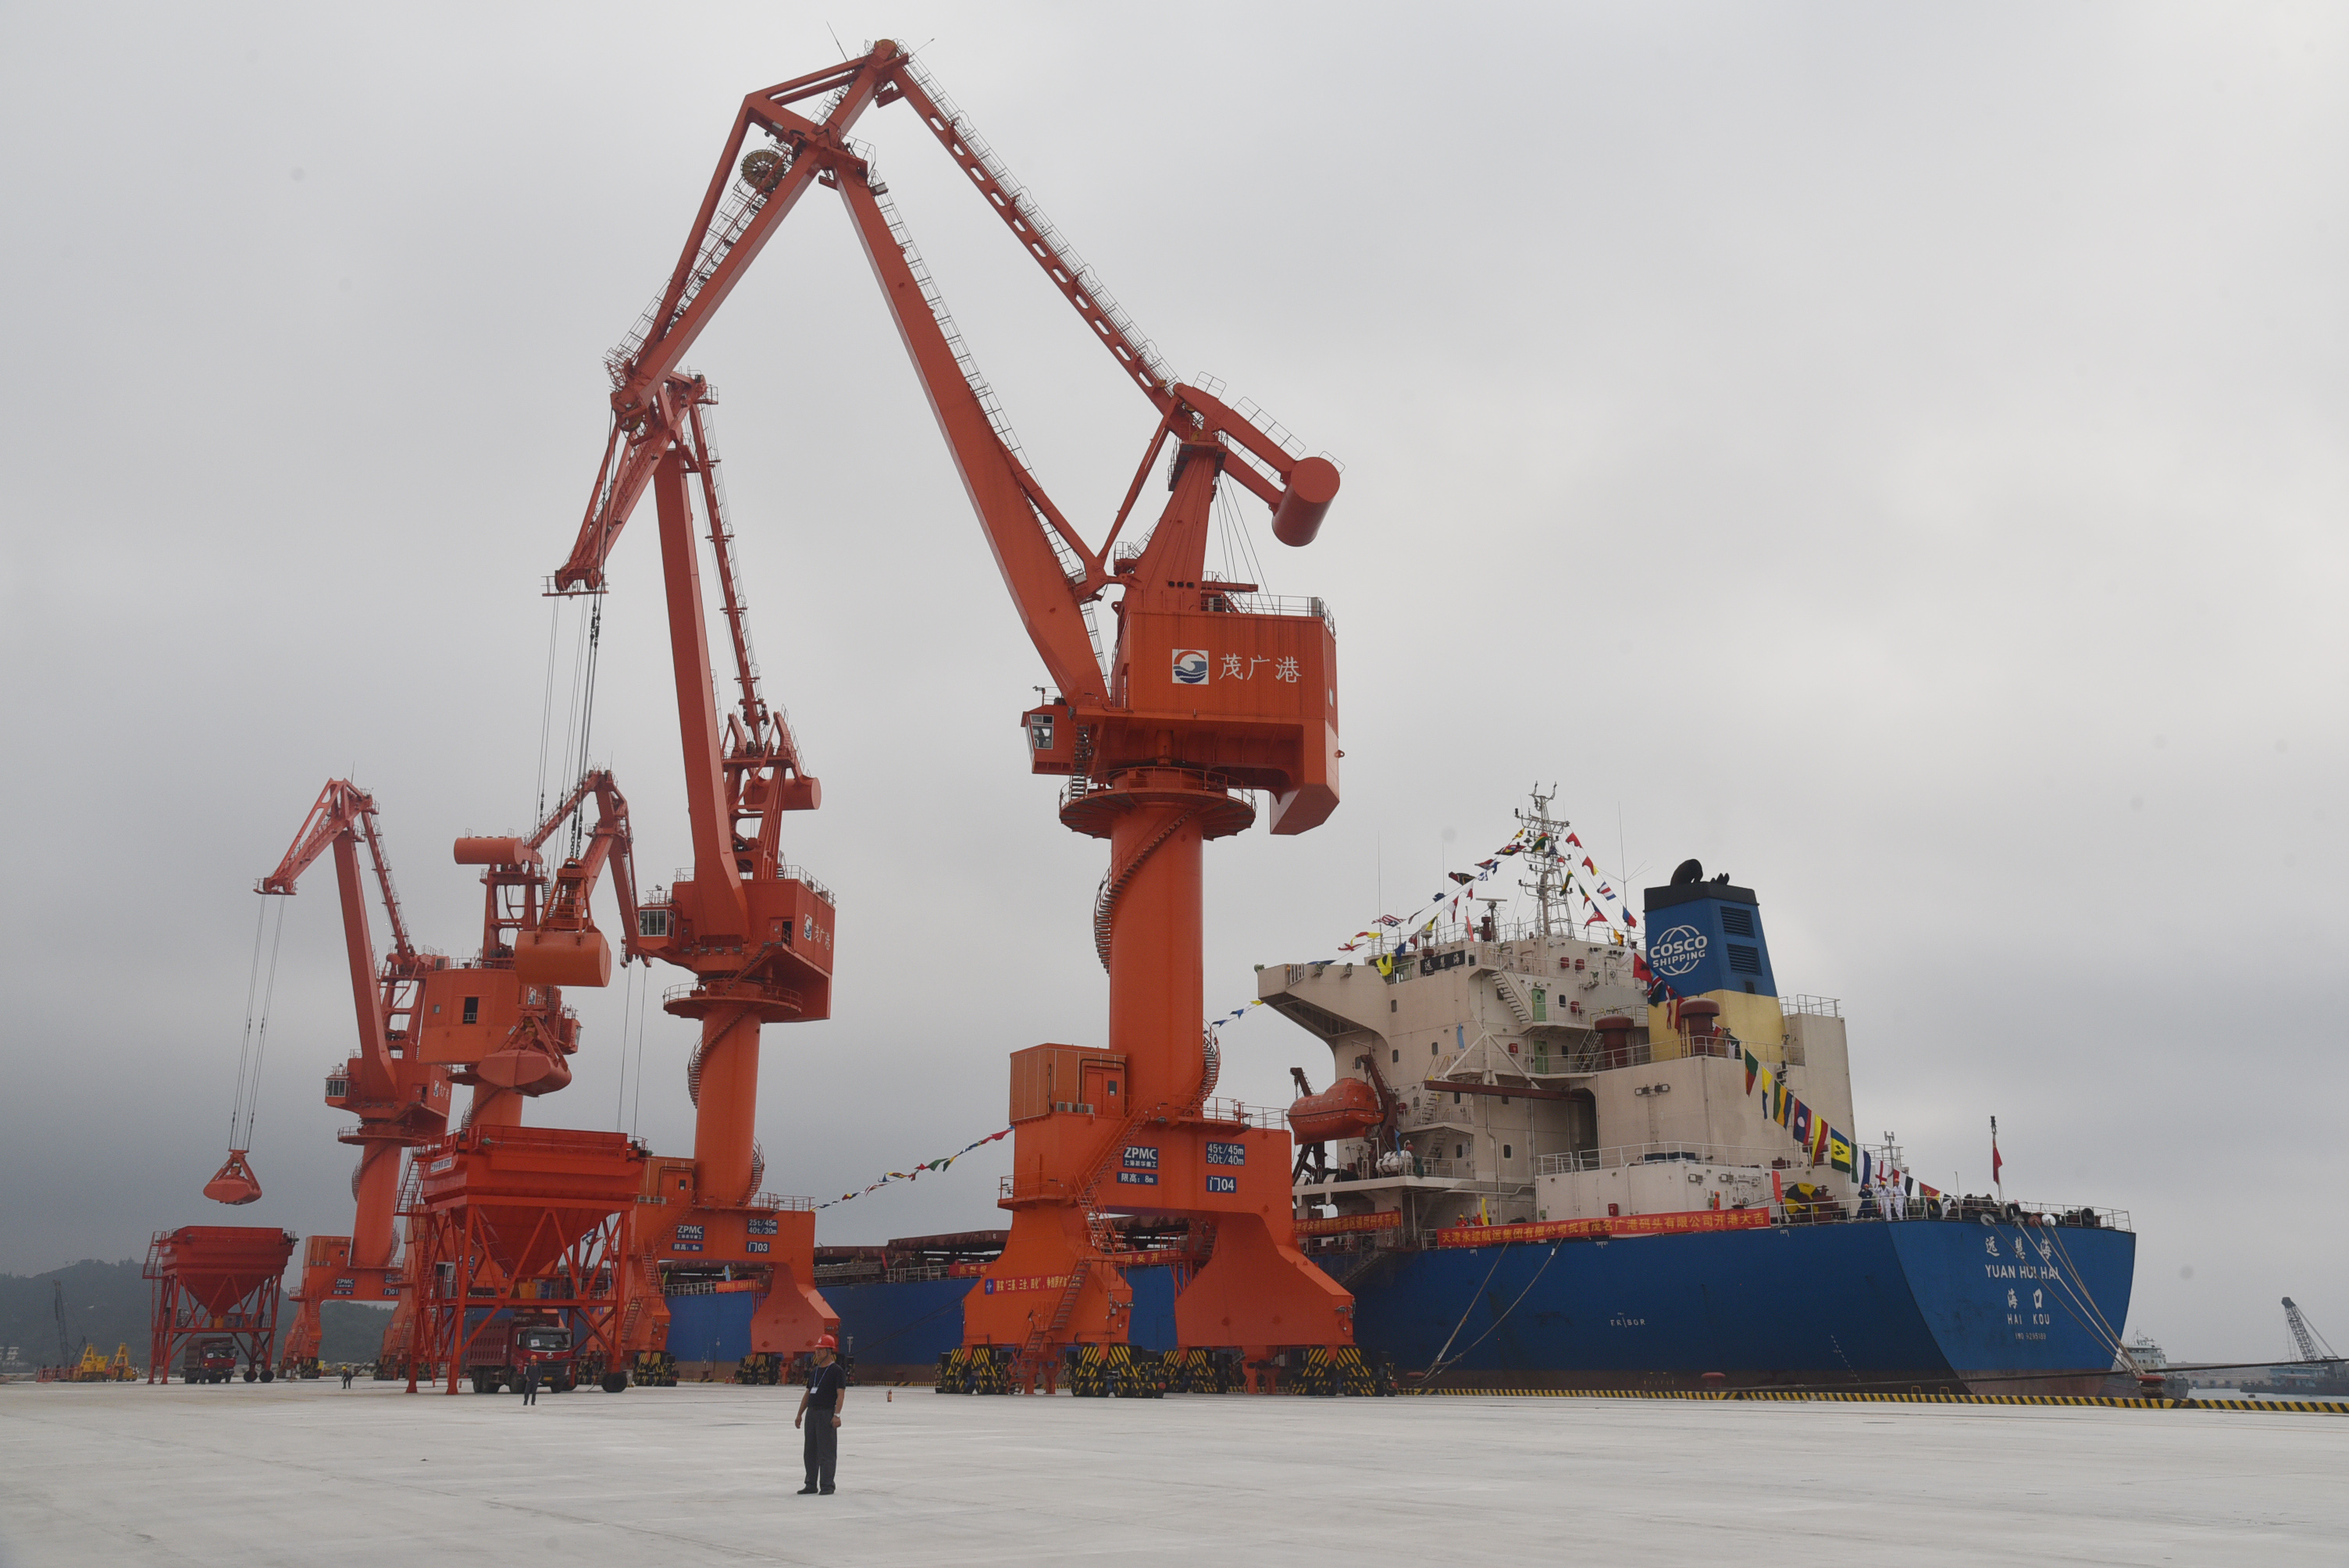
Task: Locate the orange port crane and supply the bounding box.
[552,42,1351,1384]
[257,775,647,1376]
[549,345,839,1374]
[245,780,453,1371]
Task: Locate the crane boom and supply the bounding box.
[889,57,1174,402]
[837,173,1107,703]
[2283,1297,2337,1363]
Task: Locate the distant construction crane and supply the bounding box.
[2283,1297,2337,1363]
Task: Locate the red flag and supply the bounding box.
[1991,1117,2003,1190]
[1581,857,1598,874]
[1622,907,1638,929]
[1583,913,1606,925]
[1565,832,1583,847]
[1632,953,1653,984]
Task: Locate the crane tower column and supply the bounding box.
[1102,778,1215,1111]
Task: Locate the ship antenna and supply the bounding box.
[1516,782,1567,940]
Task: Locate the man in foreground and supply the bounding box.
[793,1336,847,1495]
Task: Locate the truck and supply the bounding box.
[180,1337,239,1384]
[464,1313,576,1395]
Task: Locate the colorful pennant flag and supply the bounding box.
[818,1128,1011,1209]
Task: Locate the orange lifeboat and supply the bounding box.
[1287,1078,1381,1143]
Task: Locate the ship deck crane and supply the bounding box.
[552,42,1353,1386]
[2283,1297,2338,1363]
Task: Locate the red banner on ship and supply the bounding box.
[1296,1210,1404,1237]
[1434,1207,1769,1248]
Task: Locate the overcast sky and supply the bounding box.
[2,3,2341,1363]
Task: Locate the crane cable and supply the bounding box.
[569,593,605,861]
[226,896,289,1149]
[533,593,565,828]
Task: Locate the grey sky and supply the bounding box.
[2,3,2341,1363]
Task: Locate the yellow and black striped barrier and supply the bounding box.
[1405,1387,2348,1413]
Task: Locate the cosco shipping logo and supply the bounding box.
[1650,925,1708,977]
[1172,649,1210,685]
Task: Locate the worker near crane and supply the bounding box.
[793,1336,846,1495]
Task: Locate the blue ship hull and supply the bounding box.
[670,1219,2134,1394]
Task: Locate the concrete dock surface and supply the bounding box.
[4,1381,2344,1566]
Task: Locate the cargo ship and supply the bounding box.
[668,800,2137,1394]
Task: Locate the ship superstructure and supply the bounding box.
[1268,852,1855,1239]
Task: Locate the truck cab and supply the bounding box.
[465,1314,576,1394]
[181,1338,239,1384]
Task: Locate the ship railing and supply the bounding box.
[1303,1157,1503,1185]
[1933,1197,2133,1233]
[1194,1097,1285,1130]
[1537,1142,1797,1175]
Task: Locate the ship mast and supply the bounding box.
[1514,784,1572,939]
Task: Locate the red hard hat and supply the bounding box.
[816,1335,837,1349]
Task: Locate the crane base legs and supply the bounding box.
[961,1203,1134,1379]
[1170,1212,1354,1358]
[748,1263,835,1356]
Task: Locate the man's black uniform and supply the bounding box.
[801,1359,846,1493]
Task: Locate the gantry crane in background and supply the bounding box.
[552,41,1353,1389]
[251,775,645,1377]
